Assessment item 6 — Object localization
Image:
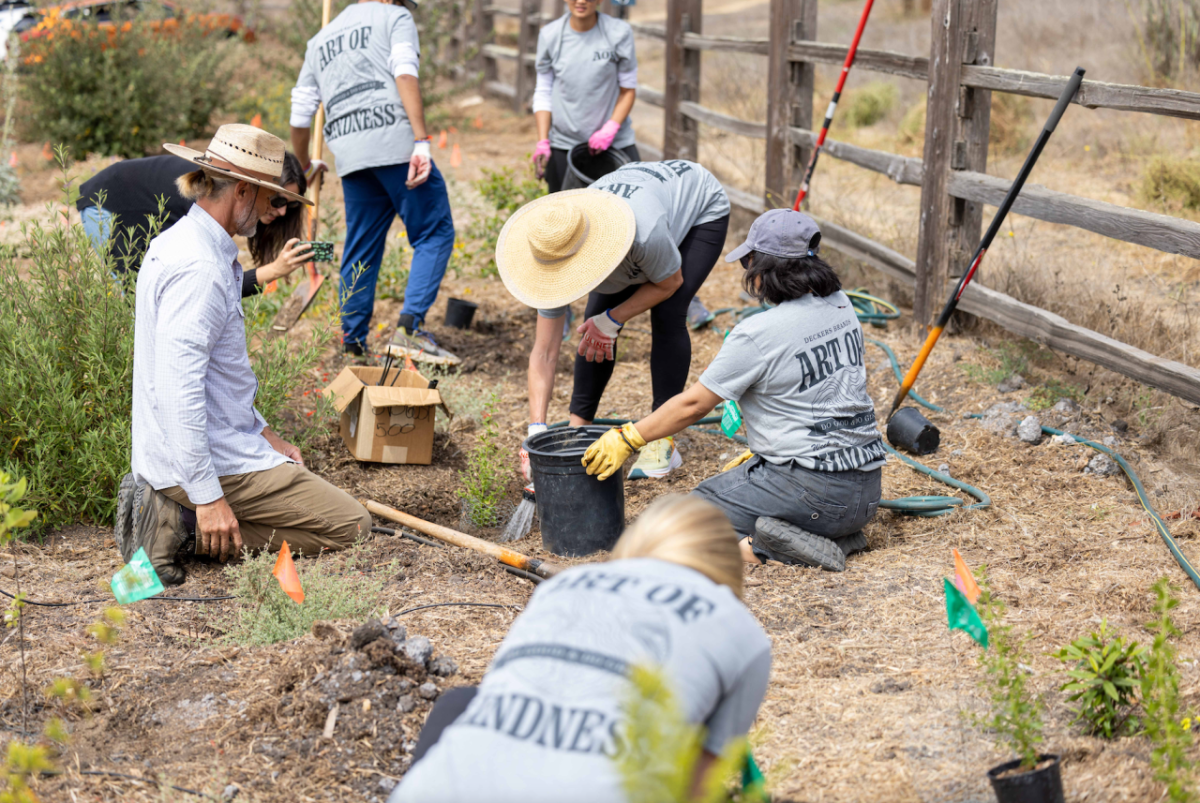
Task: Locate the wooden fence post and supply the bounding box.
[663,0,702,160]
[515,0,541,111]
[474,0,497,89]
[764,0,816,209]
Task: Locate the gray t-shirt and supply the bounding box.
[700,292,887,472]
[392,559,772,803]
[294,2,418,176]
[537,14,637,151]
[539,160,729,317]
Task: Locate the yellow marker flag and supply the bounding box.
[272,541,305,604]
[953,548,981,604]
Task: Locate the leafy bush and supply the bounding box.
[977,580,1044,770]
[1054,619,1146,738]
[228,77,295,140]
[844,81,896,128]
[457,391,508,528]
[21,14,241,158]
[468,167,545,277]
[1142,156,1200,211]
[220,541,391,646]
[1143,577,1196,803]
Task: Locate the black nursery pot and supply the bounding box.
[886,406,940,455]
[987,754,1064,803]
[443,297,478,329]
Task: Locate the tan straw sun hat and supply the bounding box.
[163,124,312,205]
[496,188,636,309]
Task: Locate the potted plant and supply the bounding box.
[977,586,1064,803]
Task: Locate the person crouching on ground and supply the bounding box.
[116,124,372,585]
[390,495,772,803]
[582,210,885,572]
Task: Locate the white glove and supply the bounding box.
[520,423,548,482]
[577,310,622,363]
[407,140,432,189]
[303,158,328,183]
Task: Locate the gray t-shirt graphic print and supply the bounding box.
[294,2,419,176]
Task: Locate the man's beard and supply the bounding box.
[234,189,260,238]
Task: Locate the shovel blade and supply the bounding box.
[268,269,327,338]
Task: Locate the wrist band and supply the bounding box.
[616,427,637,451]
[605,309,622,328]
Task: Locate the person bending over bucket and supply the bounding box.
[497,159,729,483]
[582,210,886,572]
[391,495,772,803]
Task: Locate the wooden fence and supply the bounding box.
[466,0,1200,406]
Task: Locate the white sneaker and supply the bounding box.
[628,437,683,480]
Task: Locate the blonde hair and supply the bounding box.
[611,495,744,599]
[175,169,238,202]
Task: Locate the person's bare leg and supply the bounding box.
[739,536,762,564]
[569,414,592,427]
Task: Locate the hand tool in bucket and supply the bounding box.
[886,67,1086,422]
[269,0,333,336]
[791,0,877,210]
[365,499,563,579]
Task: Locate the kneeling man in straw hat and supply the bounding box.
[117,124,372,585]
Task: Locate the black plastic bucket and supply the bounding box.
[562,143,632,190]
[525,426,625,557]
[987,755,1064,803]
[443,297,478,329]
[886,407,940,455]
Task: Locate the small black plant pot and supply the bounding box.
[444,297,478,329]
[987,754,1064,803]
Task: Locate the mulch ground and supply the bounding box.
[4,98,1200,802]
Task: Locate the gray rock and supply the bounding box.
[351,671,363,683]
[1103,436,1119,447]
[405,636,433,665]
[937,464,951,476]
[389,624,407,644]
[350,618,385,650]
[396,695,416,713]
[1052,398,1081,416]
[223,784,240,801]
[951,450,963,457]
[429,655,459,677]
[980,401,1028,438]
[1085,454,1121,477]
[997,374,1026,393]
[1017,415,1043,444]
[418,682,439,700]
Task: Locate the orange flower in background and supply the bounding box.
[120,21,131,32]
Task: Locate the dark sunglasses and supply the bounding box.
[270,196,302,211]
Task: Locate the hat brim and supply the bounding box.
[725,240,752,263]
[163,144,312,205]
[496,189,636,309]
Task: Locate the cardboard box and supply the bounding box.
[321,366,449,464]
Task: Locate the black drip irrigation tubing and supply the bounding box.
[0,586,234,608]
[394,602,523,616]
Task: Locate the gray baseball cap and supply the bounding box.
[725,209,822,263]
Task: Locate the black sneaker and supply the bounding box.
[835,531,869,557]
[344,341,365,357]
[754,517,846,572]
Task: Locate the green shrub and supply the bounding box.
[1142,156,1200,211]
[1143,577,1196,803]
[21,15,241,158]
[219,540,392,646]
[457,391,507,528]
[468,167,545,277]
[1054,619,1146,738]
[228,77,294,140]
[844,81,897,128]
[976,579,1044,770]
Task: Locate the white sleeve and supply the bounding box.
[289,61,321,128]
[532,70,554,114]
[617,67,638,89]
[389,41,420,78]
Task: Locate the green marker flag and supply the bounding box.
[944,577,988,648]
[111,546,165,604]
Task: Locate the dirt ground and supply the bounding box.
[5,82,1200,802]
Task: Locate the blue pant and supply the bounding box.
[81,206,113,254]
[339,162,456,348]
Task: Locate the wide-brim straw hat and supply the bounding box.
[163,124,312,205]
[496,188,636,309]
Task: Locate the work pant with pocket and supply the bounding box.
[160,462,372,558]
[339,162,457,349]
[543,144,641,194]
[692,456,882,563]
[569,214,730,421]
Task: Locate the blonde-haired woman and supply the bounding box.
[391,495,772,803]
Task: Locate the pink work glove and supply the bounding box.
[532,139,551,179]
[407,140,432,189]
[577,310,622,363]
[588,120,621,153]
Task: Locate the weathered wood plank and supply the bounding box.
[789,128,924,186]
[946,170,1200,260]
[765,0,816,209]
[636,140,664,161]
[722,184,766,214]
[680,101,767,139]
[484,80,516,99]
[663,0,702,160]
[629,21,666,39]
[788,40,928,80]
[475,0,497,84]
[637,84,665,108]
[961,65,1200,121]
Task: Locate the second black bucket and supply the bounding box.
[562,143,632,190]
[886,407,941,455]
[443,297,478,329]
[525,426,625,557]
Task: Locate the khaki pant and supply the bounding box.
[161,462,371,558]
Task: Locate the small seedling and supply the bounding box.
[457,392,508,529]
[1143,577,1196,803]
[976,576,1044,771]
[1054,619,1146,738]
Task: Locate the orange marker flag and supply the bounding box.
[41,141,53,161]
[7,152,15,168]
[450,143,462,168]
[448,126,458,135]
[179,139,186,146]
[437,130,447,149]
[473,115,483,129]
[250,113,263,128]
[273,541,305,604]
[952,548,981,604]
[404,353,418,372]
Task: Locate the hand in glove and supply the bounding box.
[532,139,551,179]
[588,120,621,153]
[406,140,432,189]
[577,310,622,363]
[722,449,754,472]
[303,158,329,183]
[582,422,646,481]
[520,423,547,482]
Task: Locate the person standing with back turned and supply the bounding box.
[290,0,459,364]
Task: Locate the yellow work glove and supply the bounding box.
[722,449,754,472]
[582,422,647,481]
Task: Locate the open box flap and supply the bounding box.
[321,366,365,414]
[363,385,444,410]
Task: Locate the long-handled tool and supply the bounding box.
[885,67,1086,422]
[365,499,563,579]
[791,0,877,210]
